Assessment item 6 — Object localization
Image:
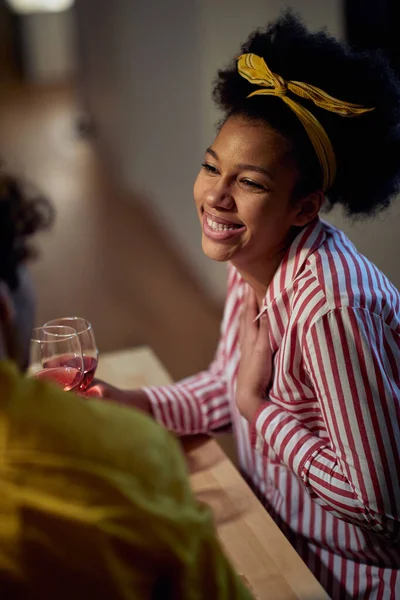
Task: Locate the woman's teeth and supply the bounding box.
[207,216,239,231]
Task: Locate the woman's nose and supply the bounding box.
[203,180,235,210]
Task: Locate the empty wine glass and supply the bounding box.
[44,317,98,390]
[29,325,84,392]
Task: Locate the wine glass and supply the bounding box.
[44,317,98,390]
[29,325,84,392]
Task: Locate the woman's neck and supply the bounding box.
[232,226,302,307]
[233,249,286,309]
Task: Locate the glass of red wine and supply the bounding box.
[44,317,98,391]
[29,325,84,392]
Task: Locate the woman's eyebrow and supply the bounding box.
[235,163,273,178]
[206,147,218,160]
[206,147,272,179]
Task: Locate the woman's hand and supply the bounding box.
[82,380,153,415]
[236,287,272,422]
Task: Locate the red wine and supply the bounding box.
[33,367,82,392]
[79,357,98,390]
[44,355,98,391]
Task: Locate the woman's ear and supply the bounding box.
[292,190,325,227]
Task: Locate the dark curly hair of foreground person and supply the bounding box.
[0,170,53,290]
[213,12,400,215]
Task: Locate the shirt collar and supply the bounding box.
[255,218,326,320]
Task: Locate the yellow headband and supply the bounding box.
[237,53,374,191]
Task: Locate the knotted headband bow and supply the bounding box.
[237,53,374,191]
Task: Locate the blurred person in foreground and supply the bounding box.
[87,13,400,600]
[0,172,252,599]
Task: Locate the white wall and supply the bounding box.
[20,9,76,82]
[76,0,400,301]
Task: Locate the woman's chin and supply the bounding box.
[201,236,237,262]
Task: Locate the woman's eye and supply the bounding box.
[241,178,267,191]
[202,162,219,175]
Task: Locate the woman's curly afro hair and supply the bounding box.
[213,12,400,216]
[0,170,53,290]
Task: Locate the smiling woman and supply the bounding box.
[86,12,400,600]
[194,116,322,294]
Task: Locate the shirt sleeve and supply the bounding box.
[250,307,400,541]
[142,265,241,435]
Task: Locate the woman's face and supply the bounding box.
[194,116,313,270]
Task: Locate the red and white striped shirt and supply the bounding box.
[144,218,400,600]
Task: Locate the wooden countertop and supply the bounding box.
[97,346,329,600]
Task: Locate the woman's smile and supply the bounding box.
[193,116,306,268]
[202,211,245,241]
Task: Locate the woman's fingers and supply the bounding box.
[240,286,264,349]
[246,287,259,326]
[246,288,261,345]
[256,313,271,354]
[82,384,104,398]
